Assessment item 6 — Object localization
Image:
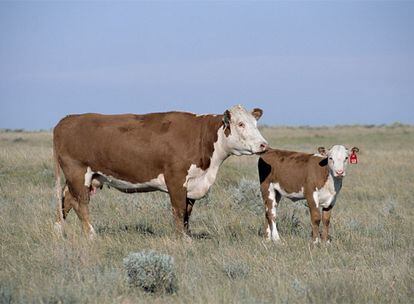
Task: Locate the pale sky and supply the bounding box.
[1,1,413,130]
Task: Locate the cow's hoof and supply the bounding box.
[182,232,193,244]
[87,224,97,240]
[312,237,321,246]
[267,237,282,243]
[53,222,64,236]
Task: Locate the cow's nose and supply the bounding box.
[336,170,344,176]
[260,142,268,151]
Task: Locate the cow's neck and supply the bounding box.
[206,126,231,179]
[184,126,231,200]
[327,170,343,194]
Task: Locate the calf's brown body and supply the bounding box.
[258,148,337,242]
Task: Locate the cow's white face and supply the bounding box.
[222,105,268,155]
[327,145,350,178]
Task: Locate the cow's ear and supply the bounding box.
[351,147,360,153]
[223,110,231,127]
[317,146,327,156]
[251,108,263,121]
[319,157,328,167]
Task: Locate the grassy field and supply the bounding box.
[0,125,413,303]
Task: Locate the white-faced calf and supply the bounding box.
[258,145,359,243]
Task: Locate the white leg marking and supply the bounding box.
[313,237,320,245]
[313,190,320,209]
[84,166,93,187]
[54,222,63,236]
[88,223,96,240]
[268,183,280,241]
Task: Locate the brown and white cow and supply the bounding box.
[53,105,268,238]
[258,145,359,243]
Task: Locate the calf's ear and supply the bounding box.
[251,108,263,121]
[351,147,360,153]
[222,110,231,127]
[317,146,327,156]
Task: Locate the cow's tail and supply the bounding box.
[53,141,64,227]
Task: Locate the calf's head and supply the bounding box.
[318,145,360,178]
[222,105,268,155]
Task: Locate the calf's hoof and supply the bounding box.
[53,222,64,237]
[312,237,321,245]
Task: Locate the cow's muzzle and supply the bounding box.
[255,142,269,154]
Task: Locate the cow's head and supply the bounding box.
[318,145,360,178]
[222,105,268,155]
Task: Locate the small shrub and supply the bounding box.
[231,178,262,215]
[223,261,250,280]
[12,137,25,143]
[123,250,178,294]
[292,278,308,295]
[277,210,306,236]
[345,218,361,231]
[383,200,397,216]
[0,284,13,304]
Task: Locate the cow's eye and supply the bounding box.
[345,156,348,160]
[238,122,245,128]
[329,157,333,160]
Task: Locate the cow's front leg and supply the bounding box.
[165,174,189,236]
[306,194,321,244]
[321,207,332,242]
[184,198,195,235]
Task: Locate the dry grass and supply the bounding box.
[0,125,413,303]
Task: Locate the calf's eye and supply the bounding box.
[238,122,245,128]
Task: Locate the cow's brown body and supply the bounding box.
[54,112,223,185]
[53,106,267,238]
[258,148,339,242]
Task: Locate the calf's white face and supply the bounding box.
[327,145,350,177]
[223,105,268,155]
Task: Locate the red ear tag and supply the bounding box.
[349,151,358,164]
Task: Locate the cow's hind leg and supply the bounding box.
[54,184,74,235]
[61,163,95,239]
[61,184,73,220]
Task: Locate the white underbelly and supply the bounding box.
[85,167,168,193]
[273,182,305,201]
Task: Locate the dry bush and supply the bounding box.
[123,251,178,294]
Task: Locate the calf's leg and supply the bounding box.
[321,207,332,242]
[261,182,281,241]
[306,195,321,243]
